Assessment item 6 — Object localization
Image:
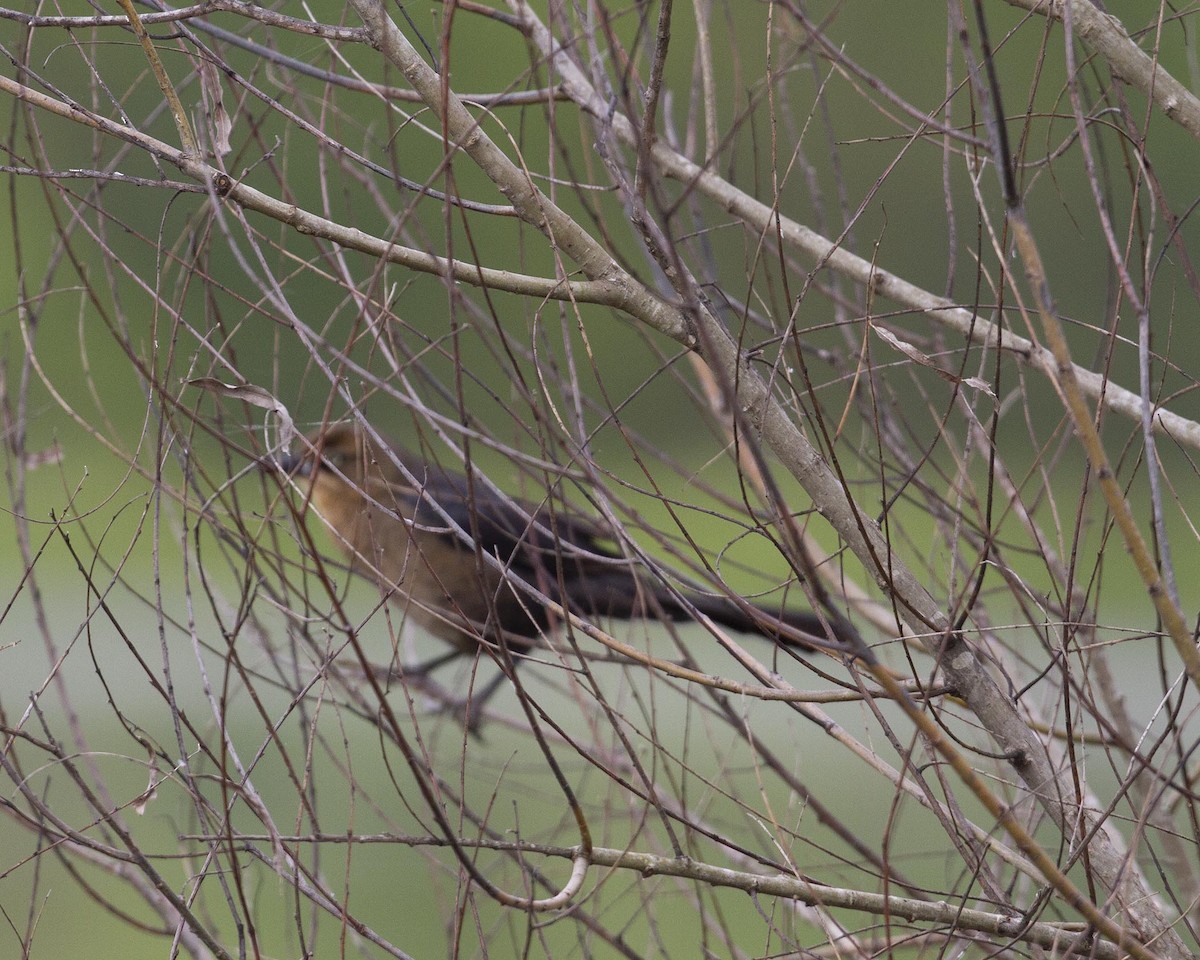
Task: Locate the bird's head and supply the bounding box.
[277,423,401,505]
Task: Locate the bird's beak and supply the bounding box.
[274,450,313,478]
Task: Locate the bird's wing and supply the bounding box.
[402,467,629,576]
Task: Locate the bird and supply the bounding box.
[277,423,852,694]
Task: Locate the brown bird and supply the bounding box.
[278,423,851,688]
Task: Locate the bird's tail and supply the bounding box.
[671,590,854,653]
[557,571,854,653]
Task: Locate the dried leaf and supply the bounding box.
[198,59,232,157]
[872,325,995,398]
[186,378,295,452]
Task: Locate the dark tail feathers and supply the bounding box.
[560,572,853,653]
[672,590,853,652]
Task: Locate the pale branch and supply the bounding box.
[506,0,1200,456]
[1004,0,1200,142]
[182,832,1124,960]
[0,74,613,305]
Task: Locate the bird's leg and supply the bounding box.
[458,668,512,734]
[393,639,517,734]
[400,647,465,678]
